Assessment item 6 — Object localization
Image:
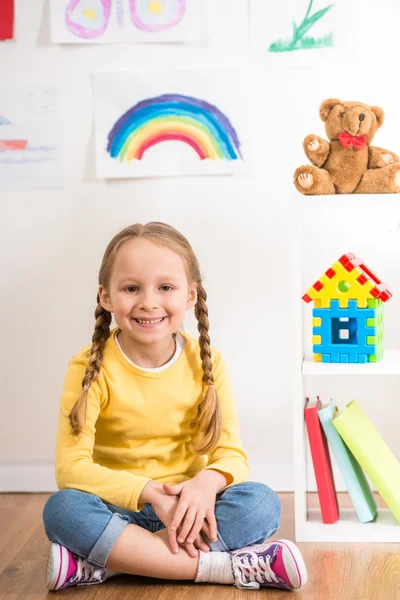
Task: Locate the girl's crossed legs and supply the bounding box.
[43,481,279,567]
[43,481,306,590]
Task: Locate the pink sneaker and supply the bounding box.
[230,539,308,591]
[46,543,107,590]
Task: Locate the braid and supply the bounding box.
[69,294,112,435]
[191,284,222,455]
[195,285,214,386]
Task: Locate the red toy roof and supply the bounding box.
[302,253,393,303]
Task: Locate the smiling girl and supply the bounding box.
[42,222,307,592]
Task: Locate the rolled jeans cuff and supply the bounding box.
[207,530,230,553]
[87,512,130,568]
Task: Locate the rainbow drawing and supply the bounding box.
[107,94,242,162]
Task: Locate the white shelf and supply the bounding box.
[302,351,400,375]
[300,193,400,209]
[291,196,400,544]
[299,509,400,543]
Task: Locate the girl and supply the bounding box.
[42,222,307,592]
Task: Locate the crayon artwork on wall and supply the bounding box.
[0,0,14,40]
[51,0,202,43]
[107,94,242,164]
[93,68,246,179]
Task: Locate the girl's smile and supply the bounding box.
[132,316,168,328]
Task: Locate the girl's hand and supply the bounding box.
[183,529,211,557]
[148,484,210,556]
[163,471,223,557]
[150,485,181,533]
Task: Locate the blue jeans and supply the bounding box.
[43,481,281,569]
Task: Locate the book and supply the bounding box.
[333,400,400,523]
[318,399,377,523]
[304,397,339,524]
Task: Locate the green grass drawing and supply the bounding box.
[269,0,334,53]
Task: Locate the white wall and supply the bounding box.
[2,0,400,492]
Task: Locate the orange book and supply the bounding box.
[304,397,339,524]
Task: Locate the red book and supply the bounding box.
[304,397,339,524]
[0,0,14,40]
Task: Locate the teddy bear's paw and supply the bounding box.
[382,153,394,164]
[394,169,400,189]
[298,172,314,189]
[308,139,320,152]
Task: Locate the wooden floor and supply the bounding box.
[0,492,399,599]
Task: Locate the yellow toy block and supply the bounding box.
[304,261,376,308]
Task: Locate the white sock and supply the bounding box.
[195,551,234,585]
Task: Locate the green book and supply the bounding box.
[318,400,377,523]
[333,400,400,523]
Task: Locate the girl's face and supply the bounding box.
[99,237,197,347]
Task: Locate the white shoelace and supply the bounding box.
[232,551,280,590]
[71,557,105,585]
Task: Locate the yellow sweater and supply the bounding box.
[55,329,250,512]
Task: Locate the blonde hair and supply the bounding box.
[69,222,222,455]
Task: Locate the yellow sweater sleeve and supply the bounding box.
[203,351,250,488]
[55,352,151,512]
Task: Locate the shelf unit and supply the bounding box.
[291,195,400,543]
[303,351,400,376]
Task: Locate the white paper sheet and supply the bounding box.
[0,85,62,191]
[51,0,204,44]
[250,0,352,68]
[92,67,247,179]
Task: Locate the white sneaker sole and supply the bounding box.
[46,543,69,590]
[276,538,308,589]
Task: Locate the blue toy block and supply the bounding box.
[312,300,378,363]
[357,354,368,363]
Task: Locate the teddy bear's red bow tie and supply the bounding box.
[338,131,367,150]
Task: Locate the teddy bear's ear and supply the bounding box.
[371,106,385,129]
[319,98,341,122]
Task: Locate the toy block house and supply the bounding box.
[302,253,392,363]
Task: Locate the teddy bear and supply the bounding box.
[294,98,400,195]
